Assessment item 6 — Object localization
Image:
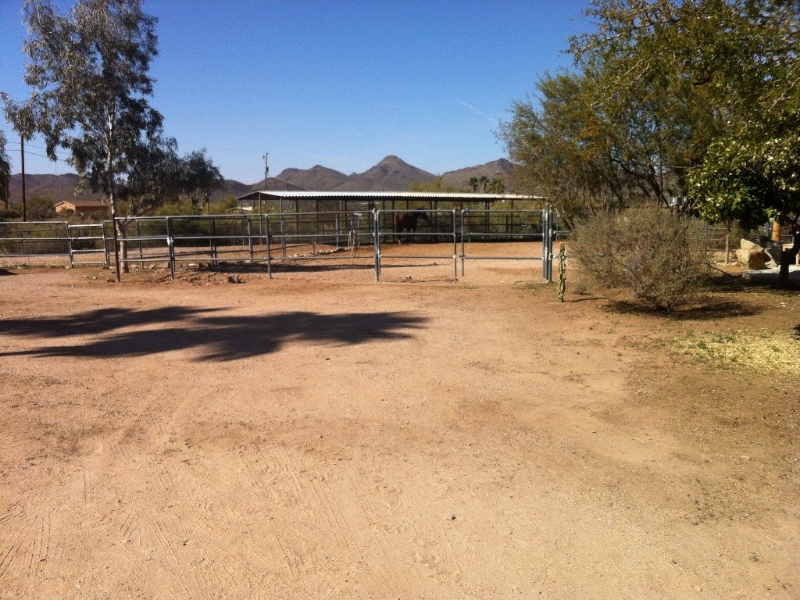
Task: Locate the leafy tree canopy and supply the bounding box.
[572,0,800,226]
[2,0,161,213]
[121,140,225,215]
[502,0,800,235]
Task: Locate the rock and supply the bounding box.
[739,239,762,252]
[737,240,769,270]
[737,248,767,270]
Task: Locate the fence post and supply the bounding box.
[135,220,143,268]
[451,209,458,279]
[266,215,273,279]
[374,209,381,281]
[542,209,552,282]
[66,222,75,268]
[166,217,175,280]
[247,218,254,259]
[461,210,468,276]
[210,218,217,266]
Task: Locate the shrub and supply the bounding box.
[26,196,57,221]
[571,205,710,311]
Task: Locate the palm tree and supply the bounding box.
[487,178,505,194]
[478,175,489,192]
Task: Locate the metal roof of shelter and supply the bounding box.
[236,190,544,212]
[237,190,541,201]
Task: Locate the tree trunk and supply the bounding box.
[21,136,27,221]
[106,112,128,280]
[778,224,799,286]
[725,230,730,265]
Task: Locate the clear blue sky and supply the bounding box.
[1,0,589,184]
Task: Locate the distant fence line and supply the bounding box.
[0,209,562,281]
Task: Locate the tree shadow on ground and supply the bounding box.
[601,297,763,321]
[0,307,427,361]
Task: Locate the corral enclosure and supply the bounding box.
[1,252,798,598]
[0,202,557,281]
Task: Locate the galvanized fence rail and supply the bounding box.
[67,223,110,266]
[0,208,560,281]
[374,209,459,281]
[459,209,552,280]
[0,221,70,257]
[264,210,377,279]
[115,214,270,279]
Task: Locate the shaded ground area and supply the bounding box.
[0,255,798,598]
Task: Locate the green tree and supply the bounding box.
[570,0,800,282]
[501,71,641,229]
[180,149,225,210]
[501,58,720,228]
[3,0,162,280]
[26,195,56,221]
[486,178,505,194]
[120,134,183,213]
[0,131,10,210]
[120,140,225,219]
[1,99,37,221]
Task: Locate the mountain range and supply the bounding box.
[6,155,515,206]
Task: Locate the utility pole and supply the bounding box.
[260,152,269,216]
[264,152,269,190]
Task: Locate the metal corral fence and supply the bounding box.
[0,208,560,281]
[119,214,269,278]
[375,209,459,280]
[460,209,552,279]
[0,220,112,267]
[67,223,111,266]
[0,221,71,258]
[265,210,377,278]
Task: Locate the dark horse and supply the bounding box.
[393,210,430,244]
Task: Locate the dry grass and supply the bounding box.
[671,329,800,375]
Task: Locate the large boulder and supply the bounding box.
[737,239,770,270]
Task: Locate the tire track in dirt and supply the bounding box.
[25,510,51,579]
[332,471,398,591]
[231,446,315,584]
[232,442,407,595]
[409,511,463,590]
[135,500,193,598]
[0,543,19,581]
[175,448,315,599]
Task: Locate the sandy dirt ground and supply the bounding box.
[0,244,798,599]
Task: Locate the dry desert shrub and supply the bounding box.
[571,205,710,311]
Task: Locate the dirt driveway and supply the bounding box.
[1,250,798,599]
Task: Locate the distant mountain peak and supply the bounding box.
[7,156,514,206]
[376,155,406,165]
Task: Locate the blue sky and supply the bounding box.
[1,0,589,184]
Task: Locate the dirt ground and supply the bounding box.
[1,244,798,599]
